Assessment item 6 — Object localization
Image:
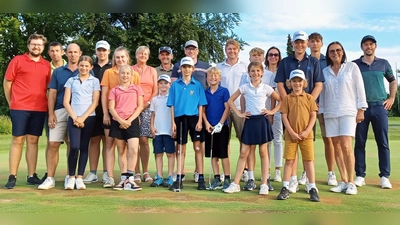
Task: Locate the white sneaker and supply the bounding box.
[103,176,115,188]
[288,180,299,193]
[223,182,240,193]
[38,177,55,190]
[75,178,86,190]
[220,174,225,183]
[259,184,269,195]
[241,170,249,182]
[64,175,69,187]
[123,176,142,191]
[354,176,366,187]
[304,179,310,193]
[381,177,392,189]
[346,182,358,195]
[274,170,282,182]
[102,172,109,183]
[330,181,348,193]
[193,172,199,183]
[83,172,98,184]
[327,172,338,186]
[65,177,75,190]
[298,171,307,185]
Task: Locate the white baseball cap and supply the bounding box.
[293,31,308,41]
[289,69,306,80]
[180,57,195,66]
[95,40,110,50]
[157,74,171,83]
[184,40,198,48]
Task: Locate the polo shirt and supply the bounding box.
[51,59,67,73]
[93,59,112,116]
[49,65,79,110]
[155,64,173,77]
[171,59,210,89]
[275,54,324,95]
[352,56,395,103]
[280,91,318,140]
[167,77,208,117]
[205,86,230,126]
[109,84,144,120]
[4,53,51,112]
[319,54,327,69]
[239,82,274,116]
[64,75,100,117]
[216,59,248,109]
[150,94,172,135]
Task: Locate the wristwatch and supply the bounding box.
[147,101,151,105]
[360,107,366,111]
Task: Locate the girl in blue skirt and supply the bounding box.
[224,61,281,195]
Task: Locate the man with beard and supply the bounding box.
[155,46,174,77]
[3,34,51,189]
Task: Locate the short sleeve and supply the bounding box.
[280,96,289,114]
[109,88,116,101]
[223,88,230,102]
[64,77,73,89]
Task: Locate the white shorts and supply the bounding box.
[324,116,357,137]
[49,108,69,142]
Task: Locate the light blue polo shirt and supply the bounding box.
[167,77,207,117]
[205,85,230,126]
[64,75,101,117]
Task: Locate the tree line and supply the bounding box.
[0,13,246,115]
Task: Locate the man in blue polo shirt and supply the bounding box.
[167,57,208,191]
[38,43,82,190]
[353,35,397,189]
[275,30,324,194]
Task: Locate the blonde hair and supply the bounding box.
[135,46,150,56]
[286,78,308,89]
[225,39,240,49]
[249,47,264,56]
[118,65,140,85]
[206,67,222,77]
[27,33,47,45]
[112,46,131,67]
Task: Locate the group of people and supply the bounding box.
[3,31,396,202]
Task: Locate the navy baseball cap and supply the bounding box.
[361,35,377,45]
[158,46,172,54]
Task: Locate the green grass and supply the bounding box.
[0,118,400,213]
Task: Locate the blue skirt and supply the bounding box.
[241,115,273,145]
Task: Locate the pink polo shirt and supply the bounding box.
[109,84,144,120]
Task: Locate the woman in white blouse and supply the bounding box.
[319,41,367,195]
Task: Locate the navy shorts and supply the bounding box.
[205,125,229,158]
[10,110,46,136]
[153,135,175,154]
[91,117,105,137]
[174,115,205,145]
[109,118,140,141]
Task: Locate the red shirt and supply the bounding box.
[5,53,51,111]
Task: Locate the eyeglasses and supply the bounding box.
[268,53,279,57]
[329,48,342,54]
[30,43,43,47]
[185,47,197,52]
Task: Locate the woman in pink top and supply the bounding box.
[132,46,158,183]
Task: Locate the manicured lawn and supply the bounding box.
[0,118,399,213]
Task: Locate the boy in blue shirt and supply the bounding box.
[167,57,208,191]
[202,67,231,190]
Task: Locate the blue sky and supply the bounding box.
[234,13,400,79]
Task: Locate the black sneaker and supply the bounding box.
[40,172,48,184]
[169,180,183,191]
[309,187,320,202]
[197,179,206,190]
[267,178,274,191]
[277,187,290,200]
[5,175,16,189]
[26,173,42,185]
[222,177,231,191]
[243,179,256,191]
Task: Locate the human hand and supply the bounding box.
[211,122,223,135]
[239,111,251,119]
[103,114,111,126]
[48,113,57,129]
[384,98,394,110]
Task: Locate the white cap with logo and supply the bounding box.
[95,40,110,50]
[184,40,198,48]
[293,31,308,41]
[289,69,306,80]
[180,57,195,66]
[157,74,171,83]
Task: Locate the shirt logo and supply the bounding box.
[190,90,194,95]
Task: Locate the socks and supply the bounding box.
[90,170,97,175]
[283,181,289,188]
[248,171,254,180]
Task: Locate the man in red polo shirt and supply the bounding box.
[3,33,51,189]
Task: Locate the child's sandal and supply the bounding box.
[134,173,142,183]
[143,172,153,183]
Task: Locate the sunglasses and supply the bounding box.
[329,49,342,54]
[268,53,279,57]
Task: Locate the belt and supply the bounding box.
[367,101,383,107]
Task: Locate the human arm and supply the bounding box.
[384,80,397,110]
[144,69,158,110]
[127,95,143,124]
[75,90,99,126]
[150,111,157,138]
[3,79,12,107]
[48,89,58,129]
[108,99,130,129]
[282,113,301,142]
[202,107,213,133]
[299,111,317,140]
[170,106,176,138]
[228,89,251,119]
[277,82,287,100]
[310,82,323,100]
[63,87,81,127]
[101,86,111,126]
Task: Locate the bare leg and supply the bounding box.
[46,142,62,177]
[233,144,251,184]
[9,136,26,176]
[332,137,347,182]
[26,135,39,176]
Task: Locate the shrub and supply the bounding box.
[0,115,12,135]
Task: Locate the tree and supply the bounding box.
[0,13,246,115]
[286,34,293,56]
